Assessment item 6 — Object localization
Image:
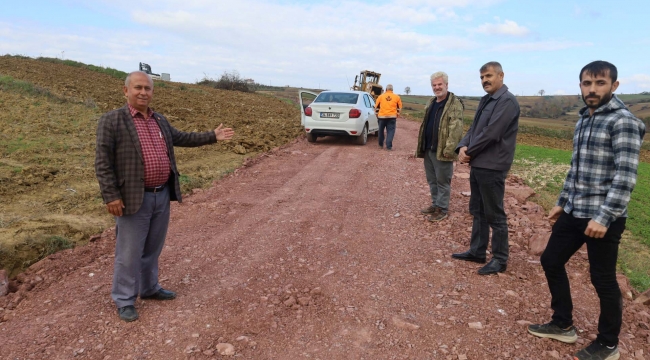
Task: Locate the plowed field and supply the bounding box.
[0,56,302,276]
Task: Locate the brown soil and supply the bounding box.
[0,56,303,276]
[1,119,648,359]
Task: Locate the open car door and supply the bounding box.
[298,90,318,126]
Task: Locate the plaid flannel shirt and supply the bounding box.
[128,104,171,187]
[558,94,646,227]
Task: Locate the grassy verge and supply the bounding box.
[519,125,573,139]
[0,75,65,102]
[512,144,650,290]
[36,57,128,80]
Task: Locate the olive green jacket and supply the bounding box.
[415,92,464,161]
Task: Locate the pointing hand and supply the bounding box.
[214,123,235,141]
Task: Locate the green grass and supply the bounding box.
[40,235,75,257]
[519,125,574,139]
[514,145,572,163]
[36,57,128,80]
[0,74,62,101]
[0,235,75,275]
[0,74,99,109]
[1,136,40,155]
[513,144,650,290]
[278,97,297,107]
[400,95,430,105]
[402,110,425,120]
[628,162,650,244]
[20,235,75,268]
[178,174,207,193]
[618,94,650,102]
[188,88,206,94]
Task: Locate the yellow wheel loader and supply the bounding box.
[352,70,382,100]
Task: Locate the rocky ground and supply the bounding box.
[1,119,649,359]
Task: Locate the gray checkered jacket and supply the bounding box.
[95,105,216,215]
[558,94,646,227]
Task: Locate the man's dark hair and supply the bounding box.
[480,61,503,74]
[580,61,618,82]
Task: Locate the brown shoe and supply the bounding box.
[428,211,448,222]
[421,206,439,215]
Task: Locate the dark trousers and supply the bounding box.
[541,211,625,346]
[378,118,396,149]
[468,167,509,263]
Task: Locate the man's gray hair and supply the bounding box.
[125,71,153,87]
[480,61,503,74]
[386,84,393,91]
[430,72,448,84]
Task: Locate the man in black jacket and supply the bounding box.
[451,61,520,275]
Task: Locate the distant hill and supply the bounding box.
[401,93,650,128]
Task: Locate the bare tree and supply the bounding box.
[538,89,545,96]
[197,70,250,92]
[404,86,411,95]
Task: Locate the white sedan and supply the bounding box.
[299,90,379,145]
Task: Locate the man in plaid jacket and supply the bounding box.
[528,61,645,360]
[95,71,234,322]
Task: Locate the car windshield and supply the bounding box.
[314,93,359,104]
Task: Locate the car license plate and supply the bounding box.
[320,112,340,119]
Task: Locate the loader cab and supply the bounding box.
[138,62,161,80]
[139,62,160,77]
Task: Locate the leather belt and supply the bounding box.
[144,184,166,193]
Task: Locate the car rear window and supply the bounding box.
[314,93,359,104]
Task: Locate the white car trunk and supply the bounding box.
[309,103,355,122]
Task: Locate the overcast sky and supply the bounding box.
[2,0,649,96]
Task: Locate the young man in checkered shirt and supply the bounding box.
[528,61,646,360]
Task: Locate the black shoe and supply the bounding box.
[141,288,177,300]
[478,259,507,275]
[117,305,138,322]
[574,341,620,360]
[451,250,486,263]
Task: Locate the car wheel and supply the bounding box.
[355,124,368,145]
[307,133,317,143]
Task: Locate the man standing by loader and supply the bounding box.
[374,84,402,151]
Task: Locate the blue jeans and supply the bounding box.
[378,118,396,149]
[468,167,509,264]
[112,187,171,308]
[541,211,625,346]
[423,149,454,212]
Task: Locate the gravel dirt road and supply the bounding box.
[1,119,649,359]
